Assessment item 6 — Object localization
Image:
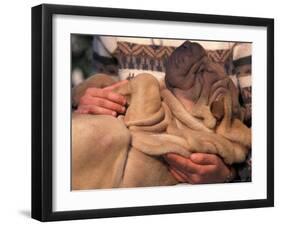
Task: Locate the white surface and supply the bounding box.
[53,14,266,211]
[0,0,279,225]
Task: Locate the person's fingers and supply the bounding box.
[169,163,215,184]
[169,167,190,183]
[190,153,219,165]
[103,80,129,91]
[79,93,126,113]
[85,88,126,105]
[91,97,126,113]
[164,153,200,174]
[78,105,116,116]
[188,174,202,184]
[169,162,203,184]
[104,91,127,106]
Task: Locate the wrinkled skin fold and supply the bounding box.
[72,41,251,190]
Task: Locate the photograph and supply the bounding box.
[71,35,252,190]
[31,4,273,221]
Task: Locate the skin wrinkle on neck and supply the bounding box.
[173,89,195,112]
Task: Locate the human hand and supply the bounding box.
[164,153,233,184]
[76,80,128,116]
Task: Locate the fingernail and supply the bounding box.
[122,107,126,112]
[112,111,117,116]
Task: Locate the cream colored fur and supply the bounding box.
[72,72,251,190]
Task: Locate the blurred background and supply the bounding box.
[71,34,94,86]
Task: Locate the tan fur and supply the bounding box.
[71,72,251,190]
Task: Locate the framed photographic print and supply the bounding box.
[31,3,274,221]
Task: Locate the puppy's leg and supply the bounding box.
[72,113,130,190]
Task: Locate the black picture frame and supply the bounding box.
[31,3,274,222]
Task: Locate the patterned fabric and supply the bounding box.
[207,49,232,63]
[207,49,234,75]
[114,41,175,73]
[231,43,252,181]
[233,44,252,127]
[113,41,236,79]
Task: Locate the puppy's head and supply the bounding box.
[165,41,244,123]
[165,41,206,90]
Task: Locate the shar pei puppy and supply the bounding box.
[71,41,251,190]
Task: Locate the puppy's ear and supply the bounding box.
[210,98,224,121]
